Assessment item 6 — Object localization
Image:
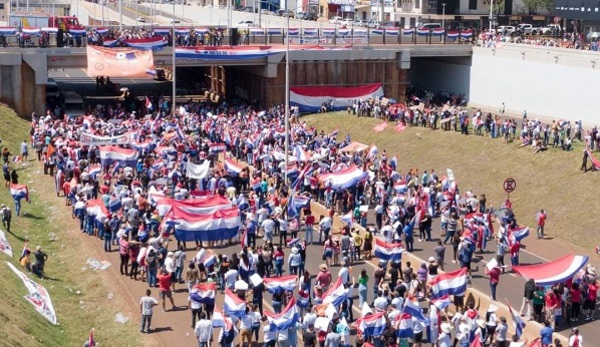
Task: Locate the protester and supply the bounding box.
[139,289,158,334]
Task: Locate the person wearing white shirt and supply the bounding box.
[391,295,404,311]
[568,328,583,347]
[224,268,238,290]
[188,294,203,328]
[261,218,275,244]
[263,324,276,347]
[277,326,289,347]
[239,307,253,346]
[302,307,317,330]
[373,291,388,312]
[319,216,332,243]
[338,265,349,285]
[412,317,425,345]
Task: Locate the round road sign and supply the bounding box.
[503,178,516,193]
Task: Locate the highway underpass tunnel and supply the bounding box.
[177,66,272,108]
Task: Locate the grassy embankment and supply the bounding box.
[305,112,592,252]
[0,106,143,347]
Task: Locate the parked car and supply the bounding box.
[367,19,380,28]
[355,19,367,27]
[237,20,258,27]
[418,23,442,30]
[340,18,354,26]
[329,16,343,24]
[516,23,541,35]
[299,12,318,21]
[540,24,561,35]
[497,25,516,35]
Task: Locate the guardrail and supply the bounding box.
[0,26,487,48]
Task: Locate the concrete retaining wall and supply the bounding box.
[470,44,600,124]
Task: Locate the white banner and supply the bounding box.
[7,262,58,324]
[80,132,131,146]
[186,160,211,180]
[0,229,13,257]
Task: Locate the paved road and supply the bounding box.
[48,76,598,344]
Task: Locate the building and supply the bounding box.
[322,0,551,28]
[0,0,71,24]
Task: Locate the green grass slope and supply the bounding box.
[0,106,141,346]
[305,112,593,252]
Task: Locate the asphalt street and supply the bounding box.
[48,74,598,344]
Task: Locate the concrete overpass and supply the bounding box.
[0,44,473,117]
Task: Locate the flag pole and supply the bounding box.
[171,1,177,117]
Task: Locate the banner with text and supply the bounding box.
[86,46,156,78]
[80,132,131,146]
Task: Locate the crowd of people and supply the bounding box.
[7,89,596,347]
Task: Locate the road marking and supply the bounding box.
[65,74,70,78]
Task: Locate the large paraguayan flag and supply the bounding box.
[290,84,384,113]
[506,299,526,339]
[163,207,241,242]
[224,158,245,176]
[359,311,386,337]
[98,146,138,167]
[397,313,414,338]
[265,298,299,331]
[190,283,217,305]
[263,275,297,294]
[224,288,246,318]
[322,277,346,306]
[287,194,311,218]
[429,268,468,299]
[318,165,368,190]
[374,238,403,262]
[511,226,530,242]
[10,184,29,202]
[402,300,430,325]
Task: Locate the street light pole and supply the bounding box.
[172,0,177,117]
[489,0,493,31]
[284,0,290,183]
[119,0,123,31]
[442,3,446,30]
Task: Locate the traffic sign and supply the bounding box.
[503,178,516,193]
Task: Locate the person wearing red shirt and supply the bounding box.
[157,268,176,311]
[584,280,598,320]
[570,283,582,321]
[304,211,315,245]
[536,209,547,239]
[486,265,501,301]
[544,290,559,327]
[510,241,521,266]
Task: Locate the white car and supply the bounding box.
[497,25,516,35]
[328,16,342,24]
[237,20,258,27]
[340,19,354,27]
[367,20,380,28]
[355,20,368,27]
[137,17,146,22]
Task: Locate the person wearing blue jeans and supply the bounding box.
[13,198,21,216]
[140,289,158,333]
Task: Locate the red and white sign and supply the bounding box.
[503,178,516,193]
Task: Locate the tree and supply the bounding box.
[521,0,552,13]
